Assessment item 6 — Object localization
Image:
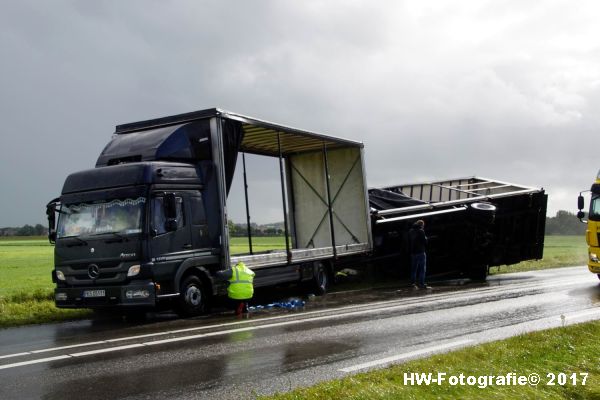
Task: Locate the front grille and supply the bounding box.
[64,260,128,285]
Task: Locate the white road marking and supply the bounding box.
[71,344,145,357]
[31,341,106,354]
[0,352,29,360]
[0,355,71,370]
[338,339,474,373]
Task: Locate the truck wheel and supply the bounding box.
[311,262,329,295]
[177,275,208,317]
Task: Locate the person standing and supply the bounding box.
[409,220,430,289]
[218,262,255,315]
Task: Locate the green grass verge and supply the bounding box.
[0,298,91,327]
[262,321,600,400]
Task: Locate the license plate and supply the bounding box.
[83,289,106,298]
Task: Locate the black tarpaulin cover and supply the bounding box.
[368,188,426,211]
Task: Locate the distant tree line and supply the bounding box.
[0,224,47,236]
[228,220,285,237]
[545,210,586,235]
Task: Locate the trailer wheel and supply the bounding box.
[469,202,496,225]
[311,262,329,295]
[176,275,208,317]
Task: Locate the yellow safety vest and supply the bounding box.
[228,262,255,300]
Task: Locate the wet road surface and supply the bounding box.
[1,266,599,399]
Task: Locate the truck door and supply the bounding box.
[188,193,211,250]
[150,192,193,261]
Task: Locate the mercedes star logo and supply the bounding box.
[88,264,100,280]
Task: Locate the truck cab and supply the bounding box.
[577,170,600,277]
[49,162,222,315]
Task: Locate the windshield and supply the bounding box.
[57,197,146,238]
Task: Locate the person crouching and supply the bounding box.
[218,262,255,316]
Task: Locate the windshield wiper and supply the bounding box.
[61,236,88,246]
[92,231,129,243]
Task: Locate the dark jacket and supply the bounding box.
[409,224,427,254]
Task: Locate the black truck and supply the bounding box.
[46,108,547,316]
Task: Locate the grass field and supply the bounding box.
[262,320,600,400]
[0,237,54,298]
[491,235,588,275]
[0,235,590,327]
[230,236,287,255]
[0,236,91,326]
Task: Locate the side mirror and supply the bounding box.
[578,195,585,211]
[46,200,58,244]
[577,211,586,220]
[164,193,177,219]
[165,219,178,232]
[163,193,178,232]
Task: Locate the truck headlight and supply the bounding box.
[590,253,599,263]
[56,270,66,281]
[127,265,141,277]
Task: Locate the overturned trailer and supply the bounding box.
[369,177,547,280]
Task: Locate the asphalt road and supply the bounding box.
[1,266,599,399]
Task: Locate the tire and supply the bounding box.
[469,202,496,225]
[311,262,329,295]
[176,275,208,317]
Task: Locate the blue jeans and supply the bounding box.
[411,253,427,287]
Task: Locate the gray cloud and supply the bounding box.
[1,0,599,226]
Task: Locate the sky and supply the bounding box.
[1,0,599,226]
